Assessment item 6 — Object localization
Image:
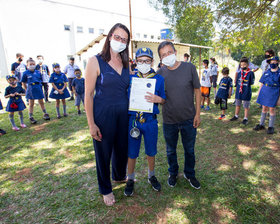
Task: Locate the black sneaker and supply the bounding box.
[124,179,134,196]
[184,174,201,189]
[148,176,161,192]
[68,96,74,101]
[230,116,238,121]
[63,114,68,117]
[0,128,6,136]
[167,175,177,187]
[57,115,61,119]
[267,127,274,134]
[253,124,265,131]
[78,110,81,115]
[29,117,37,124]
[242,119,248,125]
[43,113,50,120]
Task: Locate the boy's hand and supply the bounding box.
[145,92,163,104]
[10,93,15,97]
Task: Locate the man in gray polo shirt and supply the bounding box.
[157,41,201,189]
[64,57,80,101]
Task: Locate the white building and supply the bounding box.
[0,0,169,76]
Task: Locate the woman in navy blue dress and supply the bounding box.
[4,74,27,131]
[254,56,280,134]
[85,23,130,206]
[49,63,70,118]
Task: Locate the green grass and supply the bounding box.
[0,77,280,224]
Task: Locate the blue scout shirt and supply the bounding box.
[259,69,280,87]
[216,77,233,99]
[64,64,80,78]
[21,70,43,84]
[49,72,68,88]
[235,70,255,101]
[4,84,25,103]
[72,78,85,95]
[128,71,166,116]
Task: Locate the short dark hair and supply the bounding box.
[37,55,44,59]
[203,59,209,65]
[16,53,23,58]
[74,68,81,72]
[265,49,275,56]
[70,57,75,61]
[222,67,229,75]
[184,53,189,58]
[240,57,249,64]
[100,23,130,69]
[158,41,176,58]
[27,57,35,64]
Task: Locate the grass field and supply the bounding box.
[0,76,279,224]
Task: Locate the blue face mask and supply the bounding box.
[270,63,278,69]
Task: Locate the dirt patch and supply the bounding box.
[31,120,57,135]
[238,144,253,155]
[115,203,147,218]
[211,202,237,223]
[155,207,170,224]
[12,167,33,182]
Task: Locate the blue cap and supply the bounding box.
[136,47,153,59]
[267,56,279,63]
[52,63,60,68]
[6,74,17,80]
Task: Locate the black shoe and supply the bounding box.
[43,113,50,120]
[57,115,61,119]
[242,119,248,125]
[0,128,6,136]
[78,110,81,115]
[63,114,68,117]
[167,175,177,187]
[267,127,274,134]
[184,174,201,189]
[68,96,74,101]
[29,117,37,124]
[230,116,238,121]
[253,124,265,131]
[124,179,134,196]
[148,176,161,192]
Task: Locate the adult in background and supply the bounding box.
[64,57,79,101]
[11,53,26,84]
[184,53,190,62]
[157,41,201,190]
[36,55,50,103]
[260,49,275,74]
[85,23,130,206]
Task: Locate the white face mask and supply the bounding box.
[162,54,176,67]
[54,68,60,73]
[28,65,36,72]
[137,63,151,74]
[110,39,127,53]
[38,59,43,64]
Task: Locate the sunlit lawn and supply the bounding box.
[0,77,279,223]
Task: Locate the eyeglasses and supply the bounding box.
[136,59,152,65]
[113,34,128,44]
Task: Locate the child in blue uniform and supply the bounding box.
[0,97,7,135]
[230,57,255,125]
[4,75,27,131]
[21,58,50,124]
[72,68,85,115]
[215,67,233,119]
[124,47,166,197]
[49,63,70,118]
[254,56,280,134]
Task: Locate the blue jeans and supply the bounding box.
[163,119,197,178]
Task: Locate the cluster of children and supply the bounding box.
[200,54,280,134]
[0,58,85,134]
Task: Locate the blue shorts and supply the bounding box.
[128,115,158,159]
[75,93,84,106]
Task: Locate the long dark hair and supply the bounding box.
[100,23,130,69]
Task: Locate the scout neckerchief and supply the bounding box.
[239,68,250,93]
[135,71,156,123]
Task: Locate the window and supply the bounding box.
[151,35,154,39]
[89,28,94,34]
[99,29,105,34]
[77,26,83,33]
[64,25,70,31]
[136,33,140,39]
[157,36,161,40]
[144,34,147,38]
